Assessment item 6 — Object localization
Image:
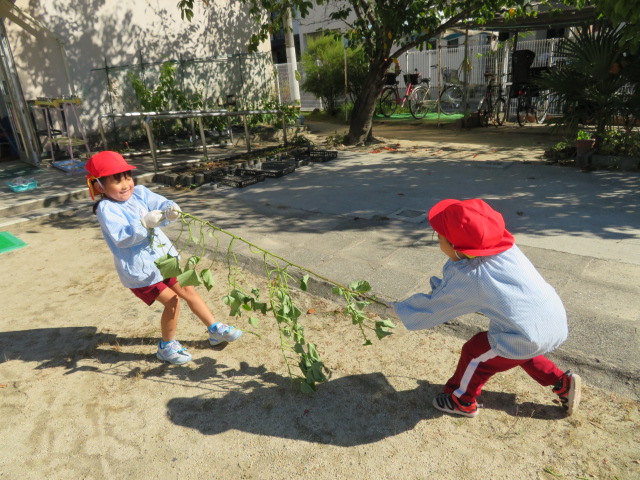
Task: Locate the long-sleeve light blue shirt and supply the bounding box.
[95,185,178,288]
[390,245,568,360]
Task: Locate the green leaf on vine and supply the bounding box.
[251,300,268,314]
[185,255,201,269]
[248,316,259,327]
[348,280,371,293]
[201,268,215,291]
[177,268,201,287]
[300,381,315,394]
[154,254,182,278]
[300,274,309,291]
[377,318,396,329]
[223,289,251,316]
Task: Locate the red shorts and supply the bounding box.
[130,277,178,306]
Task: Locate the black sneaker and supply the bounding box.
[432,393,479,418]
[552,371,582,415]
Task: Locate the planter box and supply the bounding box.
[576,139,596,156]
[286,156,311,167]
[307,150,338,162]
[220,170,266,188]
[590,155,640,171]
[237,162,296,178]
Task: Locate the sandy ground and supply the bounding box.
[1,123,639,479]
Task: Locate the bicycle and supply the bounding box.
[513,83,549,126]
[438,67,464,115]
[477,72,507,127]
[379,70,432,119]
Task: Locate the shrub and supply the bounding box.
[301,35,368,115]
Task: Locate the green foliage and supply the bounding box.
[576,130,592,140]
[300,35,368,115]
[332,281,396,345]
[243,97,300,128]
[153,212,396,394]
[594,0,640,52]
[599,129,640,156]
[128,61,228,135]
[539,23,638,140]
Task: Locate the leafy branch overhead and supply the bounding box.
[153,212,395,394]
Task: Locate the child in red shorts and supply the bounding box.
[86,151,242,364]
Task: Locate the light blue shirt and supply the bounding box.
[95,185,178,288]
[390,245,568,359]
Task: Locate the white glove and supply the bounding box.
[141,210,164,229]
[165,204,182,221]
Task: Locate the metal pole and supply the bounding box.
[197,117,208,158]
[462,27,470,126]
[143,117,159,172]
[281,112,288,145]
[242,114,251,152]
[104,56,118,145]
[98,116,108,149]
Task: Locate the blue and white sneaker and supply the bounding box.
[208,322,243,346]
[156,340,192,365]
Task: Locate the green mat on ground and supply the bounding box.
[0,231,27,254]
[374,112,464,121]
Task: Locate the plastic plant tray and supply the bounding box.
[220,170,266,188]
[239,162,296,178]
[51,159,87,174]
[6,179,38,192]
[307,150,338,162]
[284,156,310,167]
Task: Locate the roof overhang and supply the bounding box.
[461,5,600,32]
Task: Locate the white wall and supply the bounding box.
[4,0,272,133]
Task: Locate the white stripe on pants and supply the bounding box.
[453,349,499,399]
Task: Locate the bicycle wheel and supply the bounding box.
[439,85,463,115]
[409,86,432,119]
[477,98,489,127]
[516,95,528,127]
[379,87,398,117]
[534,90,549,124]
[494,98,507,125]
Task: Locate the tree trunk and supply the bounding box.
[345,68,384,145]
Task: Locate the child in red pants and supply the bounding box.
[389,199,581,417]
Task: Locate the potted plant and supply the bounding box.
[576,130,596,156]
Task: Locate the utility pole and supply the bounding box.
[284,8,301,106]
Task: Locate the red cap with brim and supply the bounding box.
[428,198,515,256]
[85,151,137,200]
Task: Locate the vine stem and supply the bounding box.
[181,213,385,306]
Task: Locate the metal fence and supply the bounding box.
[276,37,565,118]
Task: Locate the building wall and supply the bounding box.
[4,0,272,134]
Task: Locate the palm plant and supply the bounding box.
[540,24,636,143]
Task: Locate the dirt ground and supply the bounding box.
[1,123,638,479]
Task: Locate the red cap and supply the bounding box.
[86,151,137,178]
[85,151,136,200]
[428,199,515,256]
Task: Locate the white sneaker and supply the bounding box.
[208,322,243,345]
[156,340,192,365]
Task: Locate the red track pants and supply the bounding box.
[444,332,564,403]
